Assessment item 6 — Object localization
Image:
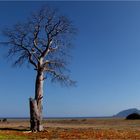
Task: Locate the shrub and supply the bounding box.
[2,118,7,122]
[126,113,140,120]
[81,119,87,122]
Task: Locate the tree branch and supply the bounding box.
[46,68,75,86]
[33,25,43,54]
[1,6,76,86]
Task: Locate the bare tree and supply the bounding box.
[1,6,76,132]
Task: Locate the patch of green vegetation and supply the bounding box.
[0,134,28,139]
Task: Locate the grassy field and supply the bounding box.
[0,118,140,139]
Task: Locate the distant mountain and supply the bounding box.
[113,108,140,118]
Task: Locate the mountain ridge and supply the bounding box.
[113,108,140,117]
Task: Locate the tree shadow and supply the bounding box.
[0,127,30,132]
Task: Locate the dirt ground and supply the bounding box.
[1,118,140,139]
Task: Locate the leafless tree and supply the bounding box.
[1,6,76,132]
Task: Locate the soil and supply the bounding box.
[0,118,140,139]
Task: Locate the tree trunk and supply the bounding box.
[29,70,44,132]
[29,98,39,132]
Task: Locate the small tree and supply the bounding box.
[1,6,76,131]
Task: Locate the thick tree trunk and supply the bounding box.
[29,98,39,132]
[35,70,44,131]
[29,70,44,132]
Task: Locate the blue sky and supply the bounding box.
[1,1,140,117]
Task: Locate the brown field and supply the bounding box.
[1,118,140,139]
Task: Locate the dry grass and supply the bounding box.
[0,118,140,139]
